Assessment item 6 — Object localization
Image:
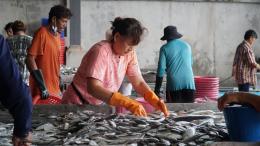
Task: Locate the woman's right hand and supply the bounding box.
[109,92,147,117]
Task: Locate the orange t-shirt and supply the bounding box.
[28,26,60,97]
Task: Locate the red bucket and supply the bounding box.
[60,38,65,65]
[194,76,219,100]
[33,94,61,105]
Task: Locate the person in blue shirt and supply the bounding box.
[0,34,32,146]
[154,25,195,103]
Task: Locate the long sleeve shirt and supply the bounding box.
[157,39,195,91]
[0,34,32,138]
[232,40,257,85]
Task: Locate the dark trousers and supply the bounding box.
[238,83,250,92]
[166,89,195,103]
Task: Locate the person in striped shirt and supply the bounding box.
[232,30,260,92]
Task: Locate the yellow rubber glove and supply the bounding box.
[109,92,147,117]
[144,90,169,117]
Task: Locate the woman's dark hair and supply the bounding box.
[48,5,72,23]
[244,29,258,40]
[111,17,145,45]
[4,22,13,31]
[12,20,26,34]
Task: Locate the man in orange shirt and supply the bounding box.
[26,5,72,100]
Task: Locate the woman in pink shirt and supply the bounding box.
[62,17,169,117]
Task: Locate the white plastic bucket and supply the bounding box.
[119,82,132,96]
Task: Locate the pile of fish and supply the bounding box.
[60,65,78,75]
[0,110,228,146]
[0,122,13,146]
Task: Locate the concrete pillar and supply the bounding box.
[69,0,81,45]
[66,0,84,67]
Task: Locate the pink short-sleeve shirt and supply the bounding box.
[62,40,141,105]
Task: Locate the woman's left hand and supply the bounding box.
[144,90,169,117]
[156,99,169,117]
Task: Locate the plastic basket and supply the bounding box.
[223,104,260,142]
[33,94,61,105]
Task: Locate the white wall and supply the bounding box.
[0,0,63,36]
[80,1,260,86]
[1,0,259,86]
